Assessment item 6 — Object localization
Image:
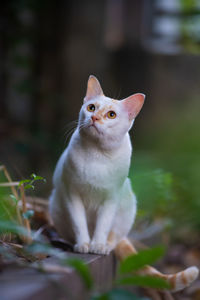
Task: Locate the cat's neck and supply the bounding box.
[73,128,131,155]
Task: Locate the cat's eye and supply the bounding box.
[107,111,116,119]
[87,104,95,112]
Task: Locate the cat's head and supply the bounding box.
[78,75,145,147]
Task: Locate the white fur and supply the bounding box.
[49,78,144,255]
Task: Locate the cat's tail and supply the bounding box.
[114,238,199,293]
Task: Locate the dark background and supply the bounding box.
[0,0,200,235]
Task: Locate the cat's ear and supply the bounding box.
[84,75,104,103]
[122,93,145,120]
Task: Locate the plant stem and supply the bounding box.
[19,184,32,244]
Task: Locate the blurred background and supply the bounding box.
[0,0,200,241]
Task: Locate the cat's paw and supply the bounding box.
[89,242,111,255]
[74,242,89,254]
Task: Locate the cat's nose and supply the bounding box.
[91,115,99,122]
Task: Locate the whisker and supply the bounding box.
[78,122,89,133]
[114,87,122,100]
[64,127,77,144]
[78,124,86,132]
[62,115,92,145]
[63,120,79,143]
[62,120,79,132]
[63,119,89,143]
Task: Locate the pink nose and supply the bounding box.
[91,115,99,122]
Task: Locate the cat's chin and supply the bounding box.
[88,124,101,135]
[79,124,102,140]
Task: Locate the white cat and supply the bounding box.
[49,75,198,292]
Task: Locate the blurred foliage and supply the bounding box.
[180,0,197,13]
[93,246,169,300]
[0,171,45,239]
[180,0,200,53]
[118,246,165,274]
[116,276,169,290]
[130,103,200,236]
[63,258,93,290]
[0,172,18,229]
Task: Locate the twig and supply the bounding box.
[32,262,71,274]
[130,221,168,241]
[33,225,48,240]
[26,196,48,206]
[8,242,23,249]
[19,184,32,244]
[0,182,20,187]
[129,239,149,250]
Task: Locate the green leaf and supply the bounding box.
[10,194,18,204]
[63,258,93,290]
[119,246,165,274]
[18,179,31,187]
[22,210,34,219]
[24,184,34,190]
[91,289,149,300]
[18,174,46,189]
[31,173,46,182]
[116,275,170,289]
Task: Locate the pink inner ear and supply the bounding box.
[84,75,103,102]
[122,93,145,119]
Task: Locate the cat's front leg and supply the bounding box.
[67,196,90,253]
[90,200,117,255]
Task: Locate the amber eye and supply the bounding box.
[107,111,116,119]
[87,104,95,112]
